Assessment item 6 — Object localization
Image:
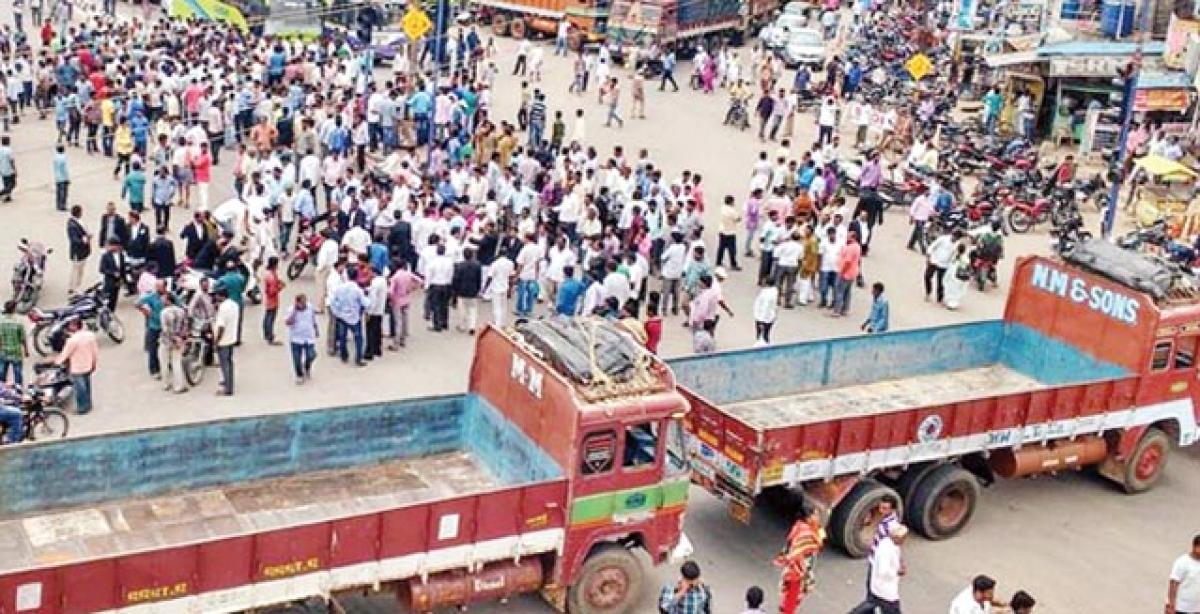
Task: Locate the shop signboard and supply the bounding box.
[1133,88,1193,112]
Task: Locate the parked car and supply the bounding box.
[780,27,826,68]
[758,13,808,49]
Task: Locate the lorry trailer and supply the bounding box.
[672,251,1200,556]
[0,322,691,614]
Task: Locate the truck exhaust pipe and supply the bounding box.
[402,559,545,613]
[989,436,1109,479]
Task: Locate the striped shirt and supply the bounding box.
[868,511,899,564]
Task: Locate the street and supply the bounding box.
[0,12,1195,613]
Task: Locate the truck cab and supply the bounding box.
[470,320,691,613]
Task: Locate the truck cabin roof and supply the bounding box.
[505,318,674,404]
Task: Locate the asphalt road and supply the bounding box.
[0,9,1194,613]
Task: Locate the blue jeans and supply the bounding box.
[71,372,92,413]
[833,276,853,314]
[818,271,838,306]
[290,342,316,378]
[335,319,364,363]
[528,122,544,148]
[984,112,996,135]
[145,328,161,375]
[516,280,539,317]
[0,405,22,443]
[0,358,23,386]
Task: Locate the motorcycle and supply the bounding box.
[1006,192,1056,234]
[11,239,50,313]
[286,229,326,281]
[28,283,126,357]
[724,97,751,131]
[182,315,212,386]
[1050,210,1093,256]
[0,363,71,444]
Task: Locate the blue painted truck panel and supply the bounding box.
[0,394,562,517]
[667,320,1128,409]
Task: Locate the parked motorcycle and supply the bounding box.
[10,239,50,313]
[28,283,126,357]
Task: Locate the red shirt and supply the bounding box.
[263,270,283,310]
[644,316,663,353]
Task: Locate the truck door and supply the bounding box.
[1140,334,1199,404]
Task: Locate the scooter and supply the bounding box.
[10,239,50,313]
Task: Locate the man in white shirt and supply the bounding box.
[949,575,999,614]
[424,244,455,332]
[660,233,687,315]
[851,523,905,614]
[773,232,802,308]
[601,260,630,307]
[484,253,515,327]
[514,235,542,317]
[1169,536,1200,614]
[212,288,240,396]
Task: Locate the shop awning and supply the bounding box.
[1135,155,1198,180]
[984,50,1041,67]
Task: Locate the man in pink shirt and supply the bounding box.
[907,192,935,254]
[832,231,861,317]
[55,319,99,413]
[388,260,424,349]
[688,274,721,329]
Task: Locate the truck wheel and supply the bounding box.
[510,18,527,39]
[894,463,940,512]
[492,14,509,36]
[827,480,900,559]
[1122,427,1170,493]
[908,465,979,540]
[568,545,643,614]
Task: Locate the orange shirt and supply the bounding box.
[838,241,861,280]
[56,330,99,375]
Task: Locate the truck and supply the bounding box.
[0,322,692,613]
[606,0,779,50]
[671,250,1200,557]
[474,0,608,51]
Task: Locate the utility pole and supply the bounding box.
[1101,0,1151,238]
[425,0,448,172]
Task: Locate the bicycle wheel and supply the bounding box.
[27,410,69,440]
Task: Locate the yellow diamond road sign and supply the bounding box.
[403,8,433,40]
[905,53,933,81]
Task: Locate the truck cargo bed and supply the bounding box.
[722,365,1044,429]
[0,452,499,575]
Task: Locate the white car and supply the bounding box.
[781,28,826,68]
[759,13,809,50]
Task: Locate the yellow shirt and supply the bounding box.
[114,125,134,155]
[100,99,115,127]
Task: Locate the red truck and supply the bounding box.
[672,252,1200,557]
[606,0,779,49]
[0,323,691,613]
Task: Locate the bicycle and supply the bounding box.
[0,403,69,444]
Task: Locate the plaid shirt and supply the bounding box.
[659,583,710,614]
[0,315,26,362]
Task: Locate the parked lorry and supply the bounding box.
[0,322,691,613]
[606,0,779,50]
[474,0,608,50]
[671,251,1200,557]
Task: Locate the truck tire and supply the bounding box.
[827,480,900,559]
[1122,427,1170,494]
[894,463,940,511]
[510,18,527,39]
[492,14,509,36]
[908,465,979,541]
[567,544,644,614]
